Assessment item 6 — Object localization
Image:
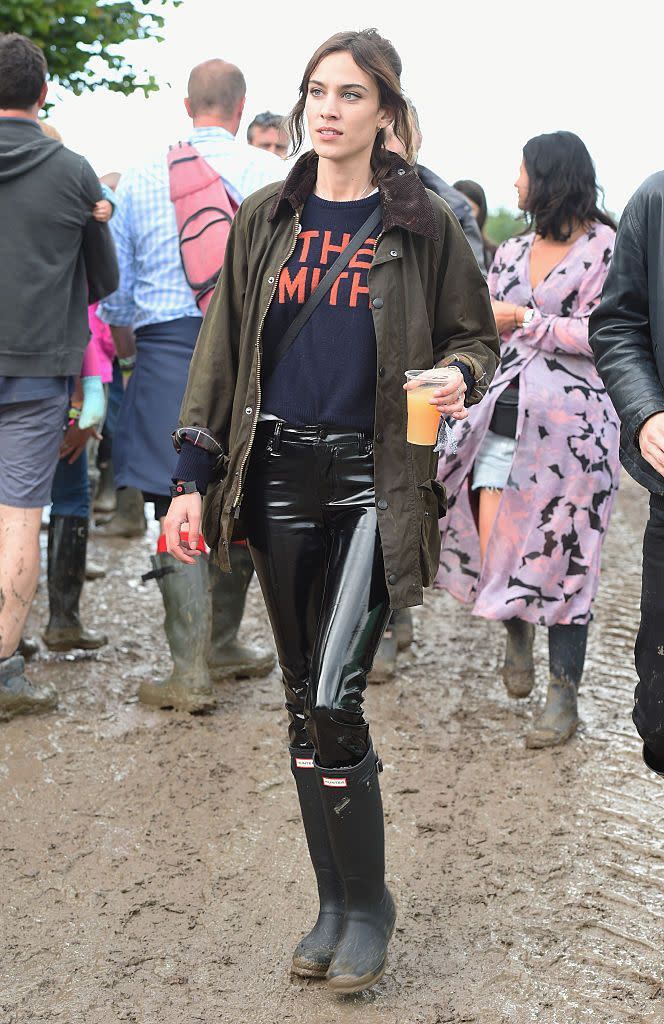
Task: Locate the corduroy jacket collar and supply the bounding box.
[268,150,438,240]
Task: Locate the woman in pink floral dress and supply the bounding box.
[436,132,619,748]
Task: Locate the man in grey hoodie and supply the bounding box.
[0,33,118,722]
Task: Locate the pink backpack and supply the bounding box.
[167,142,239,316]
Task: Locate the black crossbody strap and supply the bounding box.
[265,204,382,375]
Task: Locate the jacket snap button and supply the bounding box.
[377,498,388,510]
[397,169,405,176]
[387,572,397,585]
[268,276,275,284]
[372,297,384,309]
[378,366,385,377]
[245,406,252,415]
[390,250,398,257]
[375,432,384,443]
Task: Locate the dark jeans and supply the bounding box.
[634,494,664,762]
[243,421,391,769]
[51,448,89,518]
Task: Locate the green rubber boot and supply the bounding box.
[207,544,274,681]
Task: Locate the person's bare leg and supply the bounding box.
[478,487,502,563]
[0,504,42,658]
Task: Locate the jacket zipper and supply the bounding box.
[232,212,301,515]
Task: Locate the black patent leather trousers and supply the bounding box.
[243,421,391,769]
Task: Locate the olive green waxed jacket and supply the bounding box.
[179,151,500,608]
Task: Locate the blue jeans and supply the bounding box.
[51,448,89,518]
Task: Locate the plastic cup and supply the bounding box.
[405,369,453,445]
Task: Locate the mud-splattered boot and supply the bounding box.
[139,551,215,713]
[95,487,146,537]
[394,608,414,651]
[317,746,396,994]
[502,618,536,698]
[369,618,397,684]
[526,623,587,748]
[0,654,57,722]
[290,747,345,978]
[207,543,274,681]
[93,460,117,516]
[43,516,108,652]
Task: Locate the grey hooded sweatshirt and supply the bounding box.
[0,117,118,377]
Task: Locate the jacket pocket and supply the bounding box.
[418,478,447,519]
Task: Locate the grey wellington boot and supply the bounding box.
[393,608,414,651]
[207,543,274,681]
[502,618,536,698]
[525,674,579,748]
[95,487,146,537]
[0,654,58,722]
[93,460,117,516]
[526,622,586,748]
[139,552,215,713]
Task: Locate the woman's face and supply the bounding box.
[514,159,529,211]
[305,50,392,168]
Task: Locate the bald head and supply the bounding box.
[186,59,246,129]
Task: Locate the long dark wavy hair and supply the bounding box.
[286,28,415,182]
[521,131,616,241]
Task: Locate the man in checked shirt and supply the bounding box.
[98,59,285,713]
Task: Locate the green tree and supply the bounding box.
[0,0,178,97]
[486,207,524,245]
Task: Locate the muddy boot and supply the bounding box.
[85,562,106,581]
[139,552,215,713]
[290,747,345,978]
[43,516,108,652]
[93,460,117,516]
[95,487,146,537]
[0,654,58,722]
[317,746,396,994]
[394,608,413,651]
[370,618,397,684]
[526,623,587,748]
[643,744,664,777]
[502,618,536,698]
[17,636,39,661]
[207,543,274,681]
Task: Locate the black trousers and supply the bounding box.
[634,494,664,762]
[243,422,391,769]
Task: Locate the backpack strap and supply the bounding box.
[265,204,382,376]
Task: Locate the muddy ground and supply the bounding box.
[1,473,662,1024]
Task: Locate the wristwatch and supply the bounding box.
[521,308,536,327]
[169,480,199,498]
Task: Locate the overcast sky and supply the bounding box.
[48,0,663,215]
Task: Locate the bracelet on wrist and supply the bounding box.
[68,406,81,421]
[118,355,137,371]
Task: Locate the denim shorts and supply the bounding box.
[0,392,68,508]
[472,429,517,491]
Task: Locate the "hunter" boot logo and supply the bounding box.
[323,777,347,787]
[295,757,314,769]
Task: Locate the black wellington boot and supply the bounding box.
[139,552,215,713]
[290,747,345,978]
[43,516,108,652]
[207,544,274,680]
[316,746,396,994]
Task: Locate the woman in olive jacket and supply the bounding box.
[165,29,499,994]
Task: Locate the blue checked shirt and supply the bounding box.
[98,127,285,329]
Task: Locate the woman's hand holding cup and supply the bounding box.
[403,366,467,421]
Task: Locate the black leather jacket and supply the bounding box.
[589,172,664,495]
[416,164,487,275]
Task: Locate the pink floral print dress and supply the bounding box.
[435,222,620,626]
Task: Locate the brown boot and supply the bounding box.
[207,544,274,681]
[502,619,535,698]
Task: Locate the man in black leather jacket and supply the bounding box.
[589,170,664,777]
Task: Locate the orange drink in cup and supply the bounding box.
[405,369,452,445]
